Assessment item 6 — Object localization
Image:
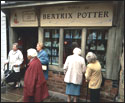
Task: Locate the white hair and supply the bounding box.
[27,48,37,57]
[73,48,81,55]
[86,52,97,63]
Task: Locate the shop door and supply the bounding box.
[14,27,38,66]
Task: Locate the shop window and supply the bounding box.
[44,29,59,65]
[63,29,82,64]
[86,29,108,70]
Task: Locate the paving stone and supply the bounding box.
[1,91,22,102]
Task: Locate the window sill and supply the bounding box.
[48,65,64,73]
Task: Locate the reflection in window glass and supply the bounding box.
[44,29,59,65]
[63,29,82,64]
[86,29,108,69]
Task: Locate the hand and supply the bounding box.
[86,80,88,82]
[14,65,19,67]
[64,70,67,75]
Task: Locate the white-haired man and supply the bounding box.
[23,48,49,102]
[63,47,86,102]
[4,43,23,88]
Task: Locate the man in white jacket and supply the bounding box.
[4,43,24,88]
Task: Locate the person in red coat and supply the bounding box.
[23,48,49,102]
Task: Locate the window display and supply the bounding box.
[86,29,108,70]
[63,29,82,64]
[45,32,50,38]
[44,29,59,65]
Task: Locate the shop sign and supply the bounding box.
[10,7,38,27]
[40,3,113,27]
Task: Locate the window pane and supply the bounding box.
[44,29,59,65]
[86,29,108,70]
[63,29,82,64]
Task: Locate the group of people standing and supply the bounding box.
[64,48,102,102]
[4,42,102,102]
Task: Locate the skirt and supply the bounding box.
[66,83,81,96]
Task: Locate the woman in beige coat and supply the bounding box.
[85,52,102,102]
[63,48,86,102]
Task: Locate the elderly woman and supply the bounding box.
[36,42,49,80]
[63,48,86,102]
[23,48,49,102]
[4,43,23,88]
[85,52,102,102]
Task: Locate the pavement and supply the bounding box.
[1,81,85,102]
[1,84,66,102]
[1,78,112,102]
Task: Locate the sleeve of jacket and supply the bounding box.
[39,51,49,65]
[82,58,86,73]
[14,50,24,66]
[85,65,92,81]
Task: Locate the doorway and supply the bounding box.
[13,27,38,76]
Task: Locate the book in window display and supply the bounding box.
[98,33,102,40]
[44,41,51,47]
[53,41,59,47]
[88,32,96,40]
[52,30,59,38]
[90,44,96,50]
[52,33,59,38]
[65,33,71,39]
[73,31,80,39]
[52,57,58,65]
[97,42,105,51]
[45,32,50,38]
[52,49,58,56]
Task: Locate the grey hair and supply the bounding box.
[86,52,97,63]
[13,43,18,48]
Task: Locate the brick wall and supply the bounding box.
[47,70,118,102]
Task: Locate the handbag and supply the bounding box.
[42,65,47,71]
[101,73,105,87]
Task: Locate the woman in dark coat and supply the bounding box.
[23,48,49,102]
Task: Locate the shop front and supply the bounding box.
[2,1,124,101]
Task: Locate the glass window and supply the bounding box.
[86,29,108,70]
[44,29,59,65]
[63,29,82,64]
